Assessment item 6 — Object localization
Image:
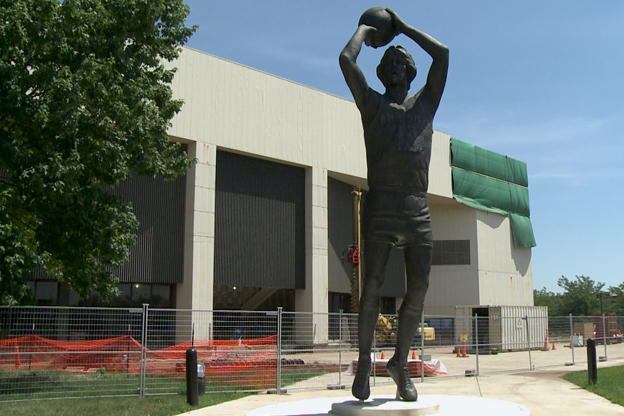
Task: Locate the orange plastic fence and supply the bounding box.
[0,335,277,384]
[0,335,145,372]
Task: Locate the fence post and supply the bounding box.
[524,315,533,370]
[277,307,282,395]
[139,303,149,397]
[587,338,598,384]
[602,314,608,361]
[185,344,198,406]
[339,309,343,387]
[420,311,425,384]
[372,328,376,387]
[475,313,480,376]
[569,313,575,365]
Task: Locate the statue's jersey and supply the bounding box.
[363,89,433,193]
[361,89,434,247]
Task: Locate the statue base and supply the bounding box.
[246,394,530,416]
[332,395,439,416]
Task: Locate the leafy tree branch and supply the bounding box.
[0,0,197,305]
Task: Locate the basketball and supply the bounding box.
[358,7,396,48]
[358,7,394,34]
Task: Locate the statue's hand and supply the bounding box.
[362,24,395,49]
[385,8,405,35]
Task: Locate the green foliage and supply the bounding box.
[606,282,624,316]
[534,276,623,316]
[558,275,604,316]
[533,286,563,316]
[0,0,196,305]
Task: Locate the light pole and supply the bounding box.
[598,291,618,314]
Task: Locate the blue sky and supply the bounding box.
[183,1,624,293]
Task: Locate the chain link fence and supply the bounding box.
[0,306,145,400]
[1,306,623,402]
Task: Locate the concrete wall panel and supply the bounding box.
[426,201,479,316]
[476,211,533,306]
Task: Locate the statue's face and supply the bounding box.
[381,50,407,87]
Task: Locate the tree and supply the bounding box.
[0,0,196,305]
[607,282,624,316]
[557,275,604,316]
[533,287,563,316]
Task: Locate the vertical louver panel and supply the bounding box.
[327,177,354,294]
[26,148,187,285]
[214,151,305,289]
[111,146,187,284]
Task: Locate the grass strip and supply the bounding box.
[0,392,249,416]
[563,365,624,407]
[0,368,330,415]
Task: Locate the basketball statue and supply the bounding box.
[339,8,449,401]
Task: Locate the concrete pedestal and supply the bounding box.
[246,394,530,416]
[332,395,439,416]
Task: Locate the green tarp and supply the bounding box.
[451,138,536,248]
[451,138,529,187]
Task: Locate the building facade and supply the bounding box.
[28,46,535,344]
[167,47,535,321]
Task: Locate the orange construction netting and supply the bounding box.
[0,334,278,389]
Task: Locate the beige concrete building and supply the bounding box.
[166,46,536,329]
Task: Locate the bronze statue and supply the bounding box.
[339,8,448,401]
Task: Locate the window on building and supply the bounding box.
[58,283,81,305]
[131,284,151,303]
[380,297,396,315]
[117,284,132,303]
[28,281,174,308]
[151,284,173,308]
[34,281,58,306]
[328,292,352,313]
[432,240,470,265]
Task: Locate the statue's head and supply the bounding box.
[377,46,417,90]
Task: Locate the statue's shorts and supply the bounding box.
[361,188,433,248]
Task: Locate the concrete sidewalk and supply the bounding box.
[180,357,624,416]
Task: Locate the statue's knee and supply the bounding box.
[408,277,429,294]
[359,297,380,312]
[362,276,385,296]
[400,301,422,316]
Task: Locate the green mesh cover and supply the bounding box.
[451,138,536,248]
[451,139,529,187]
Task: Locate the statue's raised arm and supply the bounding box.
[340,26,391,121]
[339,8,400,121]
[387,8,449,110]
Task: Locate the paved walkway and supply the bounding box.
[180,353,624,416]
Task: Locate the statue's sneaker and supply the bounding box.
[351,358,371,400]
[386,358,417,401]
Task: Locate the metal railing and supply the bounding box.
[0,306,622,402]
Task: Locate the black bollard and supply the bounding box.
[186,348,198,406]
[587,338,597,385]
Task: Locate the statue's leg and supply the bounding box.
[395,243,432,359]
[387,243,432,401]
[352,240,392,400]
